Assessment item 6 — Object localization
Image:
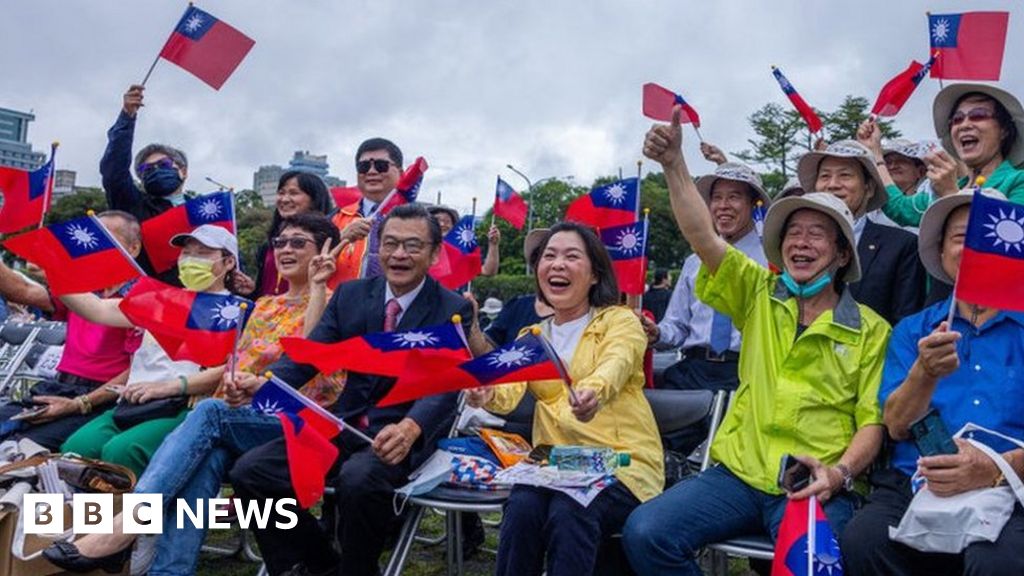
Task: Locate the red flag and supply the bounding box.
[872,56,936,117]
[600,220,648,295]
[772,67,823,134]
[118,277,252,366]
[642,83,700,126]
[251,376,341,508]
[429,215,481,289]
[3,214,143,296]
[140,192,235,273]
[494,177,527,230]
[929,12,1009,81]
[0,157,53,234]
[280,321,470,377]
[330,186,361,209]
[158,5,255,90]
[380,333,561,406]
[565,178,639,230]
[771,497,843,576]
[955,192,1024,311]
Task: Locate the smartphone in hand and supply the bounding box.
[909,408,958,457]
[10,406,47,421]
[778,453,812,492]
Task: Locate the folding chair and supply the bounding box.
[0,321,44,399]
[1,321,67,402]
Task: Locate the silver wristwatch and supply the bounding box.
[835,464,854,491]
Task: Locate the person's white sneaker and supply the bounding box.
[130,535,157,576]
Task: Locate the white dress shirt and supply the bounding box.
[384,277,426,327]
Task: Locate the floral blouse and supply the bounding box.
[218,291,344,407]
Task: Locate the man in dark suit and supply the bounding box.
[226,203,473,576]
[797,141,926,326]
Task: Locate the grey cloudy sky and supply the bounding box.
[5,1,1023,216]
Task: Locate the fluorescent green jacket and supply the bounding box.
[696,246,891,494]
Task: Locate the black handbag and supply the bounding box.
[111,396,189,429]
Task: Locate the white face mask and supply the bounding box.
[392,450,454,514]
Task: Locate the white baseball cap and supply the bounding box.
[171,224,239,261]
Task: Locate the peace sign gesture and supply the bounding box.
[309,237,346,286]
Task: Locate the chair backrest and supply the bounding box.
[34,322,67,346]
[642,389,713,436]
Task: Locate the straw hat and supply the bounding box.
[695,162,772,207]
[932,83,1024,166]
[523,228,550,264]
[917,187,1008,285]
[762,192,861,283]
[777,177,804,200]
[796,140,887,214]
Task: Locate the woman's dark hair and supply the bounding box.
[951,92,1019,160]
[216,248,243,295]
[529,222,619,308]
[277,212,342,252]
[267,171,333,242]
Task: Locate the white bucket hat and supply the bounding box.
[777,177,804,200]
[932,83,1024,166]
[171,224,239,261]
[480,297,503,316]
[797,140,887,214]
[917,186,1008,285]
[695,162,771,207]
[762,192,861,283]
[882,139,937,163]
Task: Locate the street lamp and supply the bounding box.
[505,165,574,232]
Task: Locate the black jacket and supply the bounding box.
[266,275,473,461]
[848,220,926,326]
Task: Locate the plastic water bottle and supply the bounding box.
[549,446,631,474]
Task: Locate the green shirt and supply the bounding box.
[696,245,891,494]
[882,159,1024,227]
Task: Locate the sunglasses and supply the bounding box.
[948,107,997,128]
[136,157,177,175]
[271,236,315,250]
[356,159,395,174]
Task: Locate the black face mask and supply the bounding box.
[142,167,183,197]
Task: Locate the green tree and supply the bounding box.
[45,188,108,224]
[823,95,900,141]
[733,103,808,196]
[234,188,264,210]
[235,204,273,271]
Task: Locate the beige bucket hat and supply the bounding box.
[917,187,1008,285]
[762,192,861,283]
[932,83,1024,166]
[797,140,887,214]
[695,162,772,207]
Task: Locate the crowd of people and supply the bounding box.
[0,77,1021,576]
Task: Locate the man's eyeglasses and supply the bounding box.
[948,107,997,128]
[271,236,315,250]
[380,237,431,255]
[357,159,395,174]
[136,157,177,175]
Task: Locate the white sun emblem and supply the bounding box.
[984,207,1024,253]
[456,226,475,248]
[603,183,628,205]
[184,14,204,33]
[932,18,950,42]
[253,399,281,415]
[813,536,843,576]
[66,223,99,250]
[197,199,222,220]
[616,228,642,256]
[393,331,440,348]
[488,345,533,369]
[211,301,242,328]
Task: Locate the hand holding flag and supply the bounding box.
[641,104,684,168]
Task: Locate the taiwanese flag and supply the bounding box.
[429,215,482,289]
[362,157,428,279]
[772,67,823,134]
[955,192,1024,311]
[118,277,253,366]
[158,5,255,90]
[494,177,527,230]
[379,332,562,406]
[871,55,937,117]
[642,83,701,126]
[280,320,469,378]
[330,186,361,209]
[771,496,843,576]
[0,157,53,234]
[251,375,341,508]
[3,215,143,296]
[566,178,639,229]
[929,12,1009,81]
[600,220,648,295]
[140,191,235,273]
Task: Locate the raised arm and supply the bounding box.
[100,85,144,212]
[481,225,501,276]
[643,106,727,273]
[0,260,54,313]
[58,293,132,328]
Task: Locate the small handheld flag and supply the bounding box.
[871,55,937,118]
[771,495,843,576]
[952,190,1024,312]
[429,215,482,289]
[0,145,56,234]
[140,191,235,273]
[929,12,1009,81]
[642,83,701,127]
[3,213,144,296]
[151,5,255,89]
[600,219,648,296]
[566,178,639,230]
[771,66,823,134]
[494,177,528,230]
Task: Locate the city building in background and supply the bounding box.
[252,150,346,206]
[0,107,46,170]
[53,169,77,199]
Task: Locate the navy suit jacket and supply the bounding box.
[848,220,926,326]
[266,275,473,456]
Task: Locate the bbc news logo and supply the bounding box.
[23,494,298,534]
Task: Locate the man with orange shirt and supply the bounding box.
[329,138,404,287]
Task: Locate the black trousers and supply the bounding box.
[841,468,1024,576]
[229,434,410,576]
[0,378,102,450]
[661,354,739,392]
